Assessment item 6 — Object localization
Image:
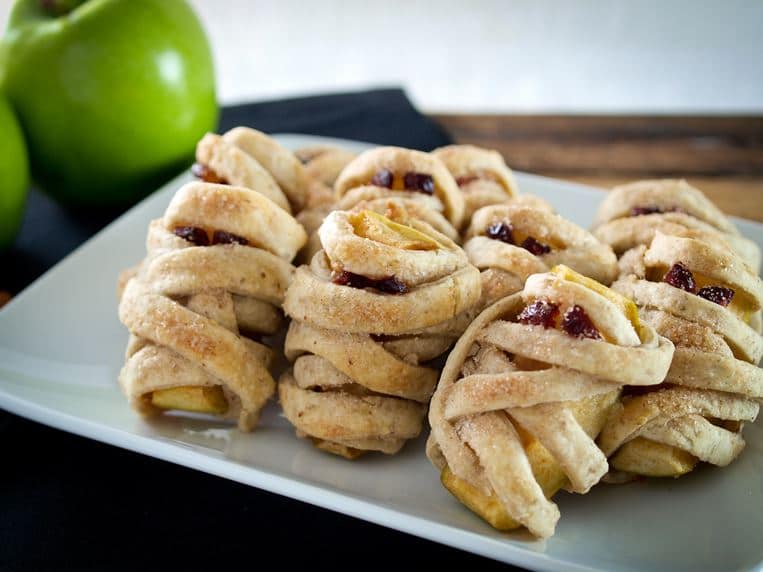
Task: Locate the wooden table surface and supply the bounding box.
[432,115,763,222]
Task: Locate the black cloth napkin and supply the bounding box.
[0,89,512,571]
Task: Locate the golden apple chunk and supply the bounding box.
[611,437,697,478]
[349,209,440,250]
[151,385,228,414]
[443,389,620,531]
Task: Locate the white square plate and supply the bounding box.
[1,134,761,572]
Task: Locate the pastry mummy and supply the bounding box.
[193,127,309,213]
[432,144,520,224]
[592,179,761,272]
[294,145,357,265]
[280,208,482,458]
[334,146,465,231]
[464,204,617,307]
[427,265,674,538]
[602,232,763,477]
[118,181,307,430]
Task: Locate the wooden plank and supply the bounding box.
[431,114,763,176]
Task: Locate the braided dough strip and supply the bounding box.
[336,187,460,242]
[510,404,610,494]
[443,368,619,419]
[466,205,618,285]
[644,233,763,306]
[140,244,293,306]
[164,182,307,261]
[337,186,446,216]
[667,348,763,397]
[195,133,291,212]
[464,236,548,283]
[280,319,435,456]
[457,411,560,539]
[285,263,480,335]
[120,340,271,423]
[223,126,309,212]
[593,211,760,271]
[432,144,519,197]
[639,414,746,466]
[119,280,275,430]
[296,146,357,187]
[432,144,519,223]
[279,371,425,456]
[284,320,437,402]
[335,146,465,228]
[614,276,763,363]
[480,321,672,386]
[232,295,282,336]
[598,387,759,462]
[593,179,739,235]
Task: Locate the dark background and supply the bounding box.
[0,89,515,571]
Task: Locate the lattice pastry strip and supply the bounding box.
[118,180,307,430]
[222,126,310,212]
[427,267,673,537]
[194,132,292,212]
[280,208,482,457]
[464,203,617,308]
[600,387,759,476]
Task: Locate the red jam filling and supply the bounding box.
[456,175,479,186]
[403,172,435,194]
[697,286,734,307]
[561,305,601,340]
[455,173,499,187]
[212,230,249,246]
[173,226,209,246]
[518,301,602,340]
[663,262,696,293]
[520,236,551,256]
[173,226,248,247]
[369,169,434,195]
[518,300,560,328]
[486,221,515,243]
[662,263,735,306]
[191,163,228,184]
[371,169,393,188]
[630,205,683,217]
[485,221,551,255]
[332,271,408,294]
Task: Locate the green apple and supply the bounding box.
[0,95,29,249]
[1,0,218,207]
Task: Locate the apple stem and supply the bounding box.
[40,0,87,17]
